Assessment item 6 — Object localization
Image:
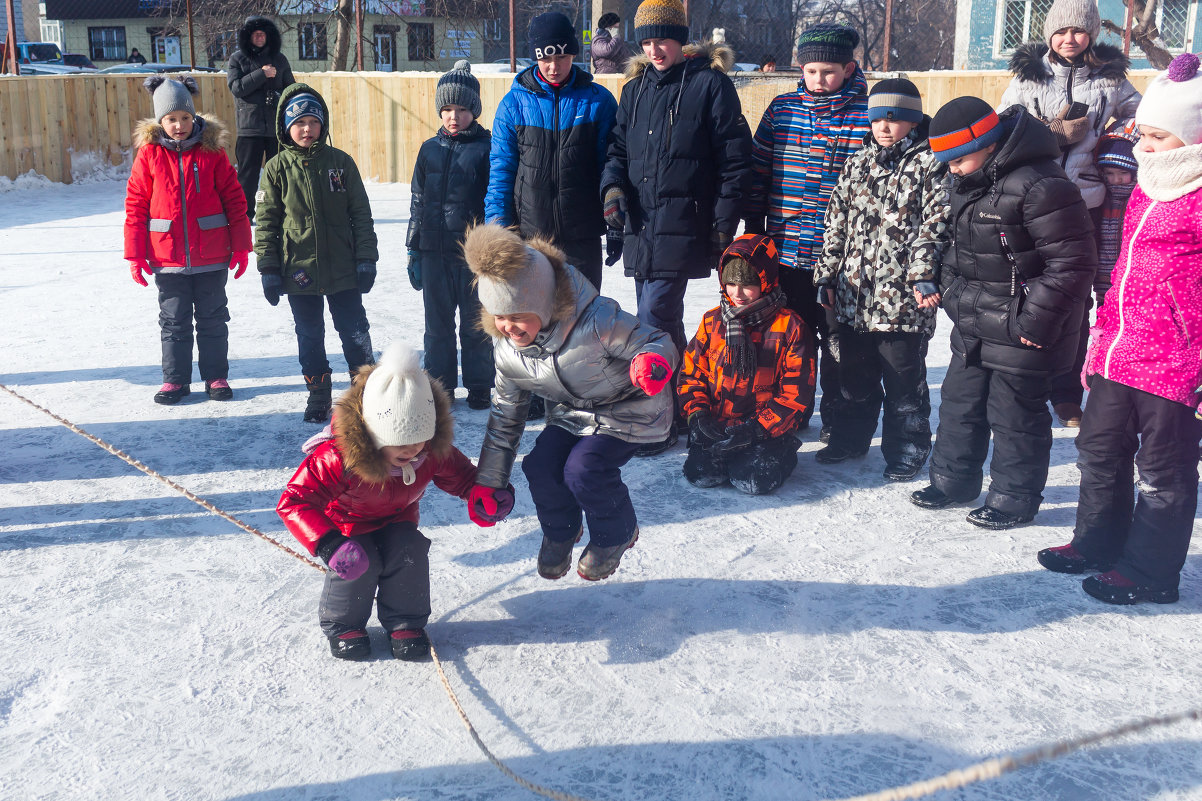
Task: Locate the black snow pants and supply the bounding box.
[831,327,932,471]
[558,237,603,292]
[683,433,801,495]
[928,352,1052,517]
[1070,376,1202,590]
[318,522,431,637]
[420,250,494,393]
[779,267,840,430]
[155,269,230,385]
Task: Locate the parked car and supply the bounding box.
[60,53,97,71]
[15,63,86,76]
[0,40,64,64]
[97,62,221,74]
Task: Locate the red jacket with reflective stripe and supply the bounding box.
[123,115,251,270]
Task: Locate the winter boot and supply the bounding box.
[526,395,546,420]
[966,505,1034,530]
[537,527,583,580]
[819,425,832,444]
[1037,543,1116,574]
[1082,571,1179,605]
[910,485,957,509]
[466,388,492,410]
[205,379,233,401]
[814,442,869,464]
[1053,402,1083,427]
[303,373,333,423]
[154,382,190,405]
[883,460,925,481]
[634,423,679,458]
[577,528,638,581]
[328,629,371,661]
[390,628,431,661]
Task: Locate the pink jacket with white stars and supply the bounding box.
[1088,183,1202,407]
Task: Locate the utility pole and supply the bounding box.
[508,0,516,71]
[882,0,894,70]
[4,0,18,75]
[186,0,196,67]
[355,0,364,70]
[1121,0,1134,55]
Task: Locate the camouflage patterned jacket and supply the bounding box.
[815,125,951,335]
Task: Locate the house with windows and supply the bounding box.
[954,0,1200,68]
[39,0,487,71]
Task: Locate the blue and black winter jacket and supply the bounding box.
[485,65,617,243]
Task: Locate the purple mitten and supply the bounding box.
[316,534,369,581]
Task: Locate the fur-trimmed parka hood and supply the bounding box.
[624,39,735,80]
[463,224,580,340]
[238,16,283,57]
[331,363,456,485]
[132,113,229,151]
[1008,41,1130,83]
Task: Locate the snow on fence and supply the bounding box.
[0,69,1157,185]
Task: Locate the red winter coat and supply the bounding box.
[124,115,251,271]
[277,365,477,554]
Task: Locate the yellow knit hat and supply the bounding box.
[633,0,688,45]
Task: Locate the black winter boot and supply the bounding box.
[1037,543,1116,574]
[966,505,1034,530]
[1082,571,1179,605]
[328,629,371,661]
[537,527,583,580]
[390,628,431,661]
[304,373,333,423]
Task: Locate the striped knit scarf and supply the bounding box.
[1097,182,1135,270]
[720,288,786,379]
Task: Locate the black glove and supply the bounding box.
[712,420,766,454]
[605,228,624,266]
[603,186,626,229]
[261,273,282,306]
[712,230,733,261]
[914,280,939,298]
[744,217,766,235]
[816,284,834,308]
[407,249,422,291]
[356,261,376,294]
[688,410,728,449]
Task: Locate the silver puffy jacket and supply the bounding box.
[998,42,1141,209]
[476,265,678,489]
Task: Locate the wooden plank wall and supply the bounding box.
[0,69,1158,185]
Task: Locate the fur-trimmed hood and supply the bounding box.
[1008,41,1130,83]
[463,225,579,340]
[624,39,735,79]
[238,16,282,57]
[331,363,456,485]
[132,113,229,151]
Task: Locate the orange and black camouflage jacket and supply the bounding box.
[677,306,816,438]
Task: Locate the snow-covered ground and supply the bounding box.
[1,177,1200,801]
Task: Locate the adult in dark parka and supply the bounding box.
[226,16,295,223]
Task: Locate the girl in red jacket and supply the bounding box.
[124,77,251,405]
[277,344,499,661]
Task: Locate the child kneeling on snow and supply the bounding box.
[462,224,677,581]
[277,344,487,662]
[677,234,815,494]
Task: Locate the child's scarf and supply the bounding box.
[1135,142,1202,201]
[720,288,786,380]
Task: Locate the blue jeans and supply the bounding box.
[288,289,373,378]
[521,425,641,547]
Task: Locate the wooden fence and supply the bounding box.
[0,69,1157,185]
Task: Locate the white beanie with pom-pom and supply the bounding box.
[362,344,437,448]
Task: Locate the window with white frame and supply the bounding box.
[1153,0,1197,51]
[299,21,328,60]
[996,0,1055,54]
[88,27,127,60]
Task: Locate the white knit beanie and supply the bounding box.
[1042,0,1101,43]
[1136,53,1202,146]
[361,344,437,448]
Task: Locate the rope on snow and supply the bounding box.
[3,381,1199,801]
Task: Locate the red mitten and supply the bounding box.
[129,259,152,287]
[230,251,250,279]
[629,352,673,396]
[468,484,515,527]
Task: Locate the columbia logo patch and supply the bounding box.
[255,189,266,204]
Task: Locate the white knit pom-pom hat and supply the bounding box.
[362,344,437,448]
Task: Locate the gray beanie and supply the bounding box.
[1043,0,1101,44]
[436,59,481,118]
[476,247,556,327]
[144,76,198,121]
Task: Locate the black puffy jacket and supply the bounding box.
[601,41,752,281]
[940,106,1097,378]
[226,17,295,138]
[407,123,491,255]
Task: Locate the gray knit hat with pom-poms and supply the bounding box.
[435,60,481,118]
[144,76,198,121]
